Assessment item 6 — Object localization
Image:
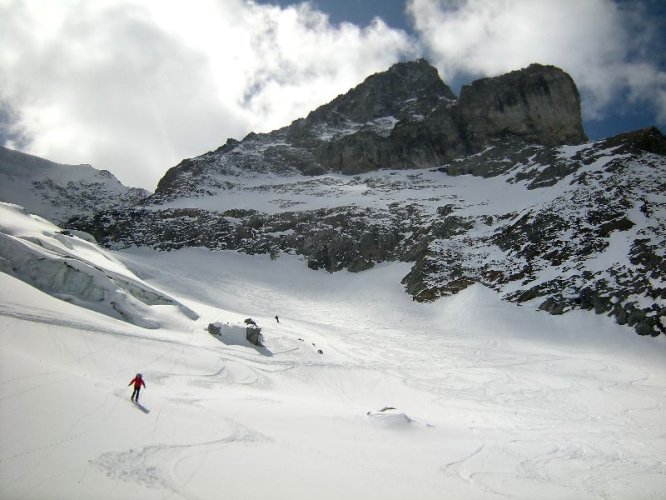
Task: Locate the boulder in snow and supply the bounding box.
[246,324,263,346]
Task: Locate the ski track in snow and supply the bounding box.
[1,247,665,499]
[92,417,268,500]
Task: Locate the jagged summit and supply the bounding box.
[154,59,586,198]
[295,58,457,127]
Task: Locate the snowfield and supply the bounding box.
[1,206,666,499]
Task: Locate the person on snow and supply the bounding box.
[128,373,146,403]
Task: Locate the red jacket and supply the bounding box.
[129,376,146,389]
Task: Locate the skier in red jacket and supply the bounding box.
[128,373,146,403]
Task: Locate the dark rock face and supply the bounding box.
[152,59,585,201]
[69,205,406,273]
[458,64,586,147]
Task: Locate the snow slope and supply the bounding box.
[1,221,665,499]
[0,147,148,225]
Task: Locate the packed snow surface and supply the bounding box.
[1,220,665,498]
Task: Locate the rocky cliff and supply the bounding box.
[458,64,586,147]
[153,59,586,199]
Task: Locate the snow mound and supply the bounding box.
[366,407,414,428]
[208,320,267,351]
[0,202,198,327]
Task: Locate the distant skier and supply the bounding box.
[275,315,280,323]
[128,373,146,403]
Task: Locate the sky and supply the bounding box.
[1,0,665,191]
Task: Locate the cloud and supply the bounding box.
[407,0,666,123]
[242,2,418,129]
[0,0,416,189]
[3,0,662,192]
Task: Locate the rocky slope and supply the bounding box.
[0,147,149,225]
[68,126,666,337]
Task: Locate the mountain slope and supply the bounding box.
[0,56,665,497]
[3,60,663,337]
[68,128,666,337]
[0,146,149,225]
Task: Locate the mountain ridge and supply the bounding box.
[153,59,586,199]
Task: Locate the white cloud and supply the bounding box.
[2,0,663,191]
[407,0,666,122]
[0,0,416,189]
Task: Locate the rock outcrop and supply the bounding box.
[246,324,263,347]
[458,64,586,147]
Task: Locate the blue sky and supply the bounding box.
[1,0,664,189]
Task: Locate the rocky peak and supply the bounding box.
[458,63,586,146]
[152,59,587,198]
[296,59,456,128]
